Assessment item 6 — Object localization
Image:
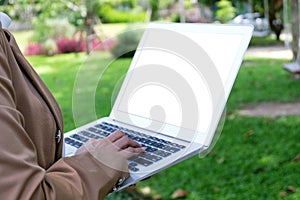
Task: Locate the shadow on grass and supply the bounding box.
[27,53,300,200]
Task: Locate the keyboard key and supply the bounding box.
[71,134,88,142]
[163,146,181,153]
[129,162,138,167]
[65,137,75,145]
[144,145,158,153]
[128,166,139,172]
[152,150,171,157]
[88,127,101,134]
[140,153,162,162]
[128,162,140,171]
[65,121,186,172]
[74,141,83,148]
[80,131,93,137]
[134,157,153,167]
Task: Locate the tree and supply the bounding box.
[282,0,300,74]
[269,0,284,40]
[57,0,99,54]
[215,0,236,23]
[1,0,99,54]
[290,0,299,60]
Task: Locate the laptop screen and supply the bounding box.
[111,23,252,145]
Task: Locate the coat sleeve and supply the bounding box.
[0,27,122,200]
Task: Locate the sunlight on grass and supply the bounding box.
[95,23,128,38]
[25,52,300,200]
[34,65,53,75]
[11,30,33,52]
[258,155,280,166]
[10,21,300,199]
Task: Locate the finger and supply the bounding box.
[114,135,142,149]
[125,146,145,154]
[120,147,145,159]
[106,130,124,142]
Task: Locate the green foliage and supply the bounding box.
[99,0,138,9]
[42,38,57,56]
[110,27,143,58]
[96,1,146,23]
[29,17,77,56]
[215,0,236,23]
[31,18,76,43]
[158,0,174,10]
[170,13,180,22]
[26,52,300,199]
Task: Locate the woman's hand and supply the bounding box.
[75,130,145,179]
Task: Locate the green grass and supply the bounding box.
[26,52,300,199]
[11,30,33,52]
[227,58,300,112]
[249,35,284,47]
[134,116,300,200]
[27,52,131,131]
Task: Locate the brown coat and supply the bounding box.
[0,24,122,199]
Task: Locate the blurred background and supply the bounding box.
[0,0,295,56]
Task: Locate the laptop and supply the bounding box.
[63,22,253,191]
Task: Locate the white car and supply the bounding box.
[230,13,270,37]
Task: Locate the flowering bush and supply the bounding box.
[42,39,57,56]
[32,18,76,44]
[24,43,43,56]
[80,38,116,52]
[24,36,115,56]
[56,37,82,54]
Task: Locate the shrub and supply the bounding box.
[215,0,236,23]
[104,10,146,23]
[24,43,43,56]
[97,3,146,23]
[24,36,116,56]
[31,18,76,43]
[42,39,58,56]
[91,38,116,51]
[56,37,82,54]
[110,27,143,58]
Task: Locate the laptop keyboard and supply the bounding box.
[64,122,186,172]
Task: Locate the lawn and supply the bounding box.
[25,49,300,200]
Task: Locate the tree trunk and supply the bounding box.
[291,0,299,61]
[179,0,186,23]
[269,0,284,41]
[84,11,94,55]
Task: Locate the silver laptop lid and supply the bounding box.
[110,22,253,146]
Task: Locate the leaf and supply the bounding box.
[140,186,151,195]
[171,189,188,199]
[153,194,162,200]
[279,191,287,197]
[213,187,219,193]
[243,130,254,138]
[287,186,296,193]
[292,154,300,162]
[217,157,225,164]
